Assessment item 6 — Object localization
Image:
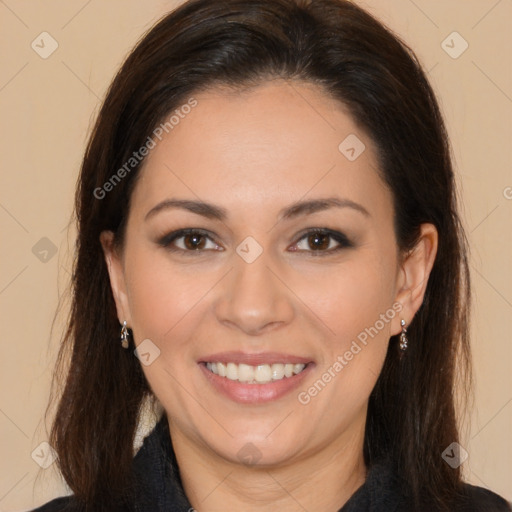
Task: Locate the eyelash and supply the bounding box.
[157,228,353,256]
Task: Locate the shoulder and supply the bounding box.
[29,495,132,511]
[30,496,78,512]
[455,482,511,511]
[361,458,511,512]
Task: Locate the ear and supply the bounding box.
[100,231,132,326]
[391,223,438,336]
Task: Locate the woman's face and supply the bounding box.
[103,80,432,468]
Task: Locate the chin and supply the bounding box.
[205,432,303,468]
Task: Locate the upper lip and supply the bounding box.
[198,351,313,366]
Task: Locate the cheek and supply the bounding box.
[294,272,394,427]
[299,252,397,402]
[303,256,397,347]
[123,248,209,344]
[122,250,212,406]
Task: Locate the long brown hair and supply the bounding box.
[46,0,471,509]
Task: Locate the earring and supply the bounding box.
[120,321,130,349]
[399,319,408,351]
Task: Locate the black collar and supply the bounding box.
[33,415,511,511]
[129,415,407,512]
[128,415,511,511]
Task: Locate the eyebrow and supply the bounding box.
[144,196,370,222]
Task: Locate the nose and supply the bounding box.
[214,249,295,336]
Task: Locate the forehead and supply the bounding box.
[131,80,391,221]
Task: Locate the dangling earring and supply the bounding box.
[399,319,408,351]
[120,321,130,349]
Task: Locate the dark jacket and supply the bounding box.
[32,416,511,511]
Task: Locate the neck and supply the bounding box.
[169,418,367,512]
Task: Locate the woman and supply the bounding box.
[33,0,511,510]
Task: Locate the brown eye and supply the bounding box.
[306,232,331,250]
[292,229,353,254]
[158,229,221,253]
[182,233,207,250]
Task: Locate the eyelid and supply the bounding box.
[291,227,353,253]
[157,228,222,252]
[157,227,353,255]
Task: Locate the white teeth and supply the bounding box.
[238,363,254,382]
[293,363,304,375]
[205,362,306,383]
[271,363,285,380]
[254,364,272,383]
[217,361,226,377]
[226,362,238,380]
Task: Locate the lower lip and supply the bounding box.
[199,363,314,404]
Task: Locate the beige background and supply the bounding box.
[0,1,510,510]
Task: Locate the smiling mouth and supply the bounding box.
[203,361,308,384]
